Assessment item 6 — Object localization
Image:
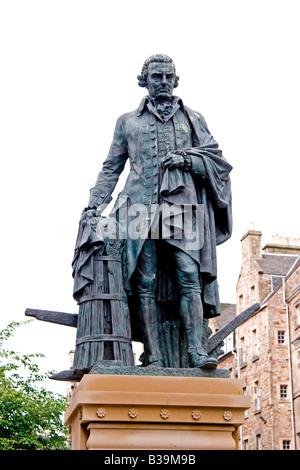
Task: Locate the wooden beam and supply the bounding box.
[207,302,261,354]
[25,302,261,357]
[25,308,78,327]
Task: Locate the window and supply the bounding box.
[256,434,262,450]
[240,336,246,364]
[223,332,234,354]
[252,329,258,358]
[277,330,285,344]
[282,440,291,450]
[253,381,261,412]
[243,439,249,450]
[239,294,244,313]
[280,384,288,400]
[251,285,256,303]
[243,386,248,418]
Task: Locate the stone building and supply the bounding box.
[213,229,300,450]
[284,256,300,448]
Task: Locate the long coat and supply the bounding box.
[88,96,233,320]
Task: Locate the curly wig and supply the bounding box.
[137,54,180,88]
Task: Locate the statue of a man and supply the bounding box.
[83,54,232,369]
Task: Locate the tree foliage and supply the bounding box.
[0,321,69,450]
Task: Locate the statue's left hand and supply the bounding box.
[161,153,185,170]
[81,207,97,222]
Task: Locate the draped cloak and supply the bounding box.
[73,96,233,344]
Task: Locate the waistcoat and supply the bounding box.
[141,107,193,205]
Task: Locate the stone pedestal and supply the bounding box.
[65,374,250,450]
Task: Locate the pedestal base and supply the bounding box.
[65,374,250,450]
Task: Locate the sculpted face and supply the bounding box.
[146,61,176,100]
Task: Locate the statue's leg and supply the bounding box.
[135,239,163,367]
[172,248,217,369]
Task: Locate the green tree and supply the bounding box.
[0,321,69,450]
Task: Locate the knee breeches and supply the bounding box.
[134,239,201,297]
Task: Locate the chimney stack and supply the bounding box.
[262,235,300,255]
[240,228,262,266]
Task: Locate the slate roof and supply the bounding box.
[260,256,300,307]
[218,303,236,329]
[257,254,298,276]
[285,256,300,279]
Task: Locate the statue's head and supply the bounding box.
[137,54,179,100]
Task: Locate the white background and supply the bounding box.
[0,0,299,394]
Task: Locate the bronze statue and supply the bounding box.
[77,54,233,371]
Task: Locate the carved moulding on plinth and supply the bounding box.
[65,374,250,450]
